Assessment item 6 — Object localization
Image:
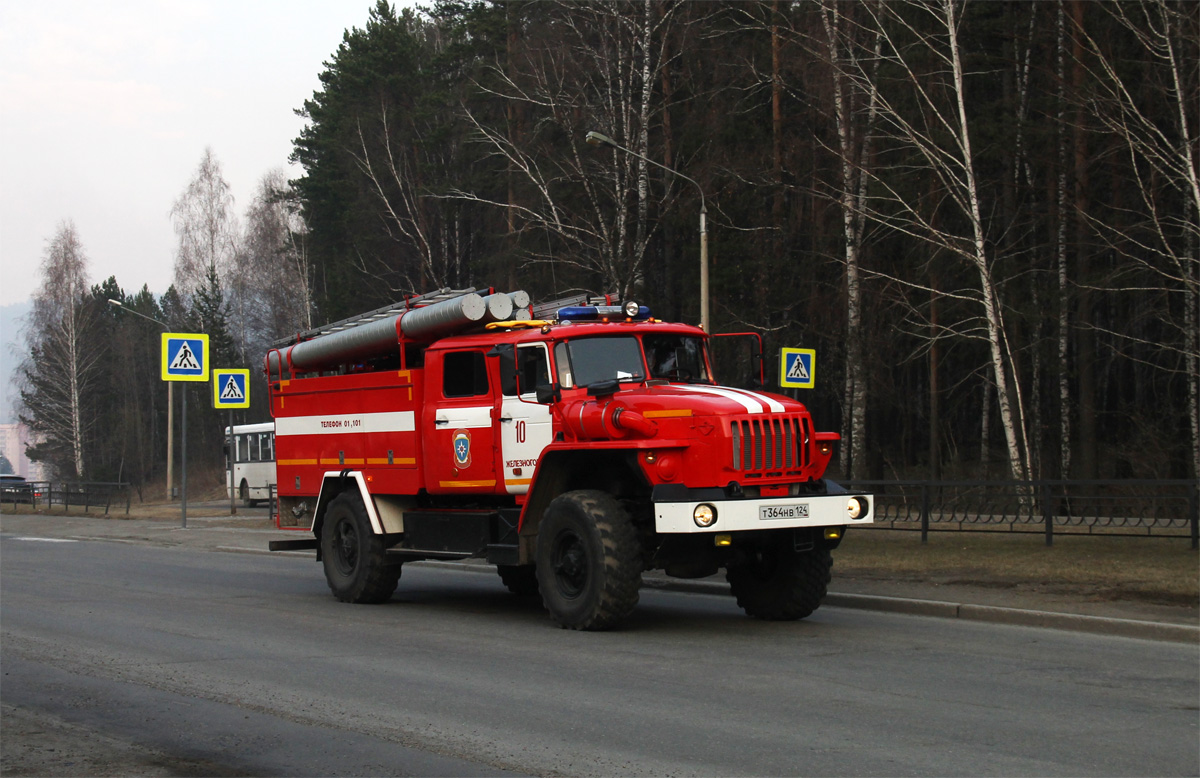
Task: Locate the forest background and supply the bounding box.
[14,0,1199,497]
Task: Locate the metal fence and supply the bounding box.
[842,479,1199,548]
[1,481,133,515]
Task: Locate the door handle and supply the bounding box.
[434,418,449,426]
[498,416,513,423]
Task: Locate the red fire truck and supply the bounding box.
[267,287,872,630]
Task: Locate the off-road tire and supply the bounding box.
[535,490,643,630]
[498,564,540,596]
[320,491,401,604]
[726,546,831,620]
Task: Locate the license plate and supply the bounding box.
[759,503,809,520]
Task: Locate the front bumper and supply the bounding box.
[654,492,873,534]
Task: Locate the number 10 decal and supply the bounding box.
[516,420,527,443]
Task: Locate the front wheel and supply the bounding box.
[726,546,831,620]
[320,491,401,604]
[535,490,642,630]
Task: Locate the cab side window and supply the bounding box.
[501,345,550,397]
[443,351,489,398]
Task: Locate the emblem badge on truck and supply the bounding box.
[452,430,472,468]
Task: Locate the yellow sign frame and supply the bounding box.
[161,333,210,382]
[779,348,816,389]
[213,368,251,409]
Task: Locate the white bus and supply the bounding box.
[225,422,275,507]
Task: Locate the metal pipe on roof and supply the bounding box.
[268,293,489,373]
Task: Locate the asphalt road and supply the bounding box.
[2,534,1197,777]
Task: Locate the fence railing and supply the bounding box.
[0,481,133,515]
[842,479,1199,548]
[4,477,1195,548]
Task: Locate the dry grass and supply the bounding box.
[837,527,1199,606]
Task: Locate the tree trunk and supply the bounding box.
[945,0,1029,481]
[1056,0,1072,479]
[1071,0,1097,479]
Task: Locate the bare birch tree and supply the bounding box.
[451,0,690,298]
[349,100,472,292]
[171,147,238,301]
[833,0,1033,481]
[234,170,315,358]
[1069,0,1200,481]
[819,0,881,479]
[1055,0,1072,479]
[17,221,103,478]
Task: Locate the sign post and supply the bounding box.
[779,348,816,390]
[162,333,209,528]
[213,369,250,516]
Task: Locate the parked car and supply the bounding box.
[1,474,35,503]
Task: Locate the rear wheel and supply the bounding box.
[726,546,831,620]
[239,480,255,507]
[320,491,401,603]
[535,490,642,630]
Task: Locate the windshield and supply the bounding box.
[555,337,645,388]
[643,334,710,383]
[553,334,711,389]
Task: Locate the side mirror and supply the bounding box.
[486,343,515,359]
[535,383,560,404]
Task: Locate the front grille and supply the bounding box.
[730,414,811,474]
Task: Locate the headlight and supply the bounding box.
[847,496,868,520]
[693,504,717,527]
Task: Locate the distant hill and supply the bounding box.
[0,301,32,424]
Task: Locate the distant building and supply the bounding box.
[0,424,45,480]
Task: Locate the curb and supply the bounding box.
[450,562,1200,644]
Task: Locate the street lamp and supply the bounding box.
[107,299,175,507]
[585,130,710,332]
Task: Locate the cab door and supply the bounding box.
[427,349,498,493]
[497,343,553,495]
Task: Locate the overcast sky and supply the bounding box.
[0,0,392,308]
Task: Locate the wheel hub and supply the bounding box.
[336,522,359,571]
[551,532,588,598]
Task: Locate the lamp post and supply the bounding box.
[107,299,174,507]
[585,130,709,333]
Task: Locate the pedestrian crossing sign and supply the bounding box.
[779,348,816,389]
[161,333,209,382]
[213,369,250,409]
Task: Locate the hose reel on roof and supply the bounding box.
[267,291,529,374]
